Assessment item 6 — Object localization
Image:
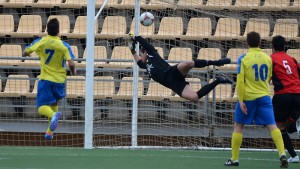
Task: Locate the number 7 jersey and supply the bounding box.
[271,51,300,94]
[25,35,75,83]
[236,48,272,102]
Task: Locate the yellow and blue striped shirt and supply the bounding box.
[236,48,272,102]
[25,35,75,83]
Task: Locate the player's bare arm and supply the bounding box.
[68,59,76,75]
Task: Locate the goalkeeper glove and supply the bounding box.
[129,40,137,54]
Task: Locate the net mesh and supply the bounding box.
[0,0,299,149]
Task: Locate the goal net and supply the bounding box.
[0,0,299,150]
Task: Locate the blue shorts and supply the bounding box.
[36,80,66,108]
[234,96,276,125]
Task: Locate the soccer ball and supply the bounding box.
[140,12,154,26]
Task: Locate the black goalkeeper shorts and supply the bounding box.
[273,93,300,123]
[164,65,189,97]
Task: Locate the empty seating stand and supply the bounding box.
[106,46,133,68]
[142,0,176,10]
[32,0,63,8]
[112,77,144,100]
[221,48,248,71]
[10,15,43,38]
[0,75,30,98]
[77,46,108,68]
[259,0,290,11]
[0,15,14,37]
[65,16,98,39]
[209,18,240,41]
[150,17,183,40]
[229,0,260,11]
[140,80,173,101]
[167,47,193,66]
[94,76,115,99]
[66,76,86,99]
[241,18,270,41]
[272,19,298,41]
[180,18,212,40]
[0,44,23,66]
[3,0,34,8]
[177,0,203,9]
[95,16,127,39]
[205,0,232,10]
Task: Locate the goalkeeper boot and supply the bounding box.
[280,155,288,168]
[224,159,239,166]
[50,112,62,131]
[216,58,231,66]
[217,74,233,84]
[45,131,53,140]
[287,155,299,163]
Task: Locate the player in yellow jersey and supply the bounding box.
[224,32,288,168]
[22,18,76,140]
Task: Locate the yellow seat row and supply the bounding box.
[0,43,299,69]
[1,15,298,41]
[1,0,300,11]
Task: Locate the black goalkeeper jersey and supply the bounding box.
[135,36,171,84]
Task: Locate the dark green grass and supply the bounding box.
[0,147,298,169]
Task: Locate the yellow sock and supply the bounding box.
[46,118,52,133]
[50,105,58,112]
[232,132,243,161]
[271,128,285,157]
[38,105,55,118]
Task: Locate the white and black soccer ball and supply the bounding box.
[140,12,154,26]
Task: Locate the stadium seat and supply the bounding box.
[33,0,62,8]
[289,0,300,11]
[25,76,39,98]
[259,0,290,11]
[142,0,176,10]
[96,16,127,39]
[262,49,273,56]
[94,76,115,99]
[198,48,222,60]
[155,47,164,57]
[222,48,248,71]
[0,75,30,97]
[113,77,144,100]
[95,0,120,8]
[66,76,85,98]
[0,44,22,66]
[180,18,212,40]
[286,49,300,61]
[205,0,232,10]
[10,15,43,38]
[60,0,87,8]
[242,18,270,40]
[129,17,155,37]
[272,19,298,41]
[140,80,173,101]
[66,16,98,38]
[0,15,14,37]
[107,46,133,68]
[3,0,34,8]
[208,81,232,102]
[0,0,5,6]
[46,15,70,35]
[114,0,135,9]
[230,0,260,10]
[167,47,193,66]
[177,0,204,9]
[150,17,183,39]
[210,18,240,41]
[78,46,108,68]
